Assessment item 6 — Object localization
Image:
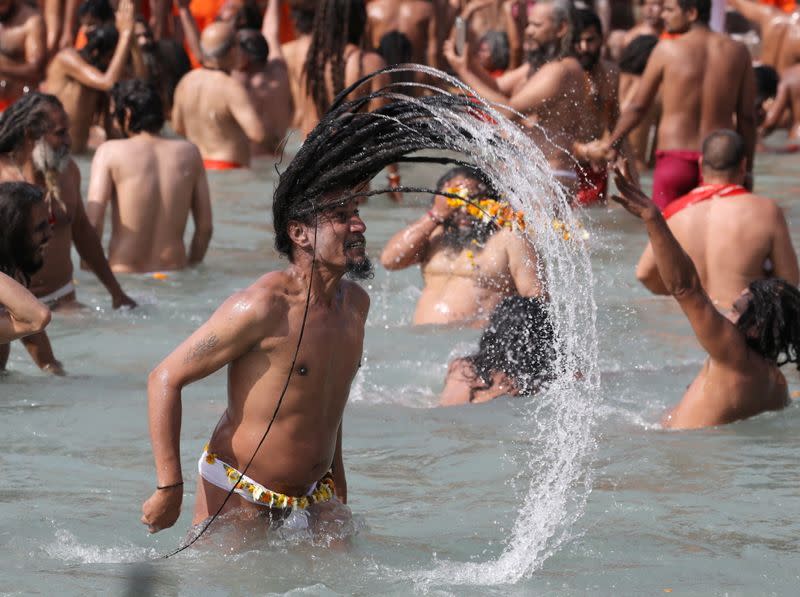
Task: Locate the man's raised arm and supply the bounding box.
[141,282,286,532]
[611,165,749,366]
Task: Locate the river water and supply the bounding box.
[1,138,798,596]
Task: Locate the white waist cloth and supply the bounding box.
[37,281,75,305]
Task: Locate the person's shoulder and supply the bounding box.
[360,49,387,72]
[341,279,371,315]
[235,271,299,317]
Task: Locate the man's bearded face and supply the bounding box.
[32,137,70,175]
[575,27,602,71]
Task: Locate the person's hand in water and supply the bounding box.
[141,486,183,533]
[611,161,659,220]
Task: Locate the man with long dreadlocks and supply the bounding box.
[0,92,135,374]
[381,165,541,327]
[613,161,800,430]
[141,71,522,539]
[443,0,590,195]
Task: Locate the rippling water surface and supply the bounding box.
[1,137,799,596]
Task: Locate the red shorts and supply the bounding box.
[652,150,702,210]
[0,97,13,113]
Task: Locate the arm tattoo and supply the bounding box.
[184,334,220,364]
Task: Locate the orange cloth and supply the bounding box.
[75,27,87,49]
[659,31,681,41]
[203,158,243,170]
[758,0,796,12]
[662,183,748,219]
[0,97,12,112]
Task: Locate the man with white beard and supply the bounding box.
[0,92,135,374]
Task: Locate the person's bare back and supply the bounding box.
[613,163,796,431]
[636,130,799,308]
[648,30,752,152]
[87,134,212,273]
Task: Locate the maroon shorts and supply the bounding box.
[652,150,702,210]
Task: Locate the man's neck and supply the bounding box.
[701,173,742,186]
[289,261,343,307]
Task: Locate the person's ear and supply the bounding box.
[288,221,312,251]
[687,6,699,23]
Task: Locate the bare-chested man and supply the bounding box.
[729,0,800,74]
[172,21,266,169]
[635,130,798,309]
[600,0,757,210]
[41,0,79,55]
[140,123,376,538]
[0,181,52,343]
[86,80,212,273]
[281,0,314,130]
[571,9,622,205]
[232,0,292,154]
[445,0,589,194]
[0,0,46,112]
[762,63,800,139]
[366,0,401,49]
[613,162,799,430]
[460,0,512,42]
[0,92,135,374]
[41,0,135,153]
[381,166,541,326]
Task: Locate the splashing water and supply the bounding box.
[357,65,600,586]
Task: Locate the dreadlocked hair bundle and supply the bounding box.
[301,0,367,120]
[273,65,504,257]
[738,278,800,370]
[0,92,63,155]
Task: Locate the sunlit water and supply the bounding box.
[1,126,799,595]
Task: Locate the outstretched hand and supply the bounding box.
[115,0,135,33]
[610,161,659,220]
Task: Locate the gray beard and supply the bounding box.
[32,138,70,175]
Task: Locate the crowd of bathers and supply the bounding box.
[2,0,800,537]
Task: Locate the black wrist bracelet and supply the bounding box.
[156,481,184,491]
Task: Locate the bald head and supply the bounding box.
[201,22,236,60]
[701,130,746,178]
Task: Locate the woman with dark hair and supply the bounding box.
[439,296,556,405]
[0,182,52,344]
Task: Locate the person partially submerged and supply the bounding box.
[613,163,800,430]
[439,295,555,406]
[141,71,521,539]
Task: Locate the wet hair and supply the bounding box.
[754,65,779,102]
[0,182,46,285]
[701,129,745,174]
[676,0,711,24]
[0,92,63,154]
[290,1,316,35]
[80,23,119,67]
[618,34,658,75]
[479,31,510,72]
[110,79,164,134]
[737,279,800,370]
[238,28,269,63]
[78,0,114,22]
[463,296,555,400]
[302,0,368,119]
[272,68,505,259]
[574,8,603,37]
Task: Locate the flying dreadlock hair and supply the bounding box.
[463,295,555,401]
[736,278,800,370]
[0,92,63,155]
[301,0,368,120]
[272,66,505,259]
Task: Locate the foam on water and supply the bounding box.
[362,66,600,586]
